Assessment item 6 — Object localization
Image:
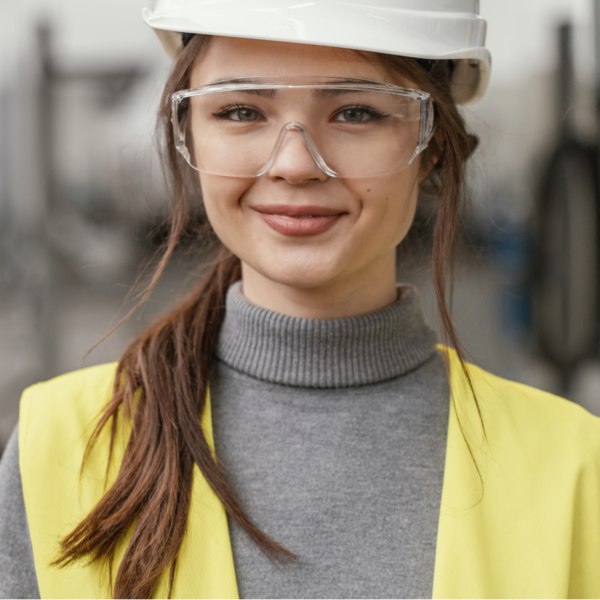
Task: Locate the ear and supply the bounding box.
[418,128,445,183]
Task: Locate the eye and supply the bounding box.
[231,108,260,122]
[213,106,263,122]
[333,106,387,123]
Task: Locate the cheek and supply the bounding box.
[352,170,420,246]
[199,174,251,238]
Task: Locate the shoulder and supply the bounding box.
[22,362,118,400]
[437,351,600,597]
[475,361,599,440]
[19,363,119,466]
[20,363,118,420]
[444,348,600,470]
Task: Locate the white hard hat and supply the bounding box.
[142,0,491,104]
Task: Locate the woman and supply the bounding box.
[2,1,600,598]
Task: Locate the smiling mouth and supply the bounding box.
[252,204,347,236]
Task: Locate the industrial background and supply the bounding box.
[2,0,600,452]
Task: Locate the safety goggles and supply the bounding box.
[171,76,435,179]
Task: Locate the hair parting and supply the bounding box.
[55,35,482,598]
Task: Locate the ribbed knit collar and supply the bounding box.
[216,281,438,388]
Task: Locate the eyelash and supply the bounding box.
[334,104,388,121]
[211,104,390,121]
[212,104,259,119]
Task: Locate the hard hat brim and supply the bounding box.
[143,2,491,104]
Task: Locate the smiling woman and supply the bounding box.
[187,40,437,318]
[2,2,600,600]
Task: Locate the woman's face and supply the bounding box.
[190,37,423,296]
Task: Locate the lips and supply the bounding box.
[252,204,346,236]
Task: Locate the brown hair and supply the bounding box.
[54,35,479,598]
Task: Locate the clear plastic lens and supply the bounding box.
[172,77,434,179]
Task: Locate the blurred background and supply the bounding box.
[2,0,600,452]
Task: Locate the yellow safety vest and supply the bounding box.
[19,348,600,598]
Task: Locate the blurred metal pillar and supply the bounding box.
[595,0,600,360]
[533,21,599,394]
[558,23,575,137]
[35,22,60,378]
[31,22,149,381]
[595,0,600,114]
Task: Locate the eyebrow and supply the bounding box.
[235,88,364,98]
[317,88,364,97]
[207,77,373,97]
[233,88,277,98]
[205,76,376,91]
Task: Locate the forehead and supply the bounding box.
[190,36,394,87]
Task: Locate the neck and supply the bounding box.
[241,251,398,319]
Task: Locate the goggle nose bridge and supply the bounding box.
[255,122,340,178]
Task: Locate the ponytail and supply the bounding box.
[55,245,292,598]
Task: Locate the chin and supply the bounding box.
[258,258,346,290]
[265,270,340,290]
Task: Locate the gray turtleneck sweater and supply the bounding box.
[0,283,449,599]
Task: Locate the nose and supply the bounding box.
[266,128,329,184]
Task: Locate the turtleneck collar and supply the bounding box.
[216,281,438,388]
